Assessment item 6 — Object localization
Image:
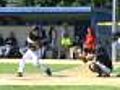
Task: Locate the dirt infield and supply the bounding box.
[0,63,120,87]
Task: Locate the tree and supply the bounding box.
[22,0,35,6]
[0,0,7,7]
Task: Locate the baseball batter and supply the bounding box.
[17,26,52,77]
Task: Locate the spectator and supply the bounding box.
[0,33,4,57]
[83,27,96,57]
[39,27,48,47]
[48,25,57,48]
[60,22,69,37]
[0,33,4,46]
[44,25,58,59]
[61,33,73,58]
[74,26,86,50]
[70,26,87,59]
[4,31,18,57]
[5,31,18,46]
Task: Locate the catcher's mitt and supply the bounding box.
[79,55,88,63]
[79,54,95,63]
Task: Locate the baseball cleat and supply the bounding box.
[17,72,23,77]
[45,68,52,76]
[97,73,110,77]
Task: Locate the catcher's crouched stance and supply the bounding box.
[78,46,113,77]
[17,26,52,77]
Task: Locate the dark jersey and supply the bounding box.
[27,31,41,50]
[96,46,113,70]
[29,31,40,42]
[5,37,18,46]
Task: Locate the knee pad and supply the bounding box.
[95,62,111,75]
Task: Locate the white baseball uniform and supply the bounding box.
[18,31,47,73]
[18,46,46,73]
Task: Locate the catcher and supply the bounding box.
[89,46,113,77]
[78,45,113,77]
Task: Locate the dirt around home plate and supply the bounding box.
[0,64,120,87]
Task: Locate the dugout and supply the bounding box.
[0,7,91,47]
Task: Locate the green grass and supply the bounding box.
[0,63,120,74]
[1,63,120,90]
[0,86,120,90]
[0,63,79,74]
[113,67,120,73]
